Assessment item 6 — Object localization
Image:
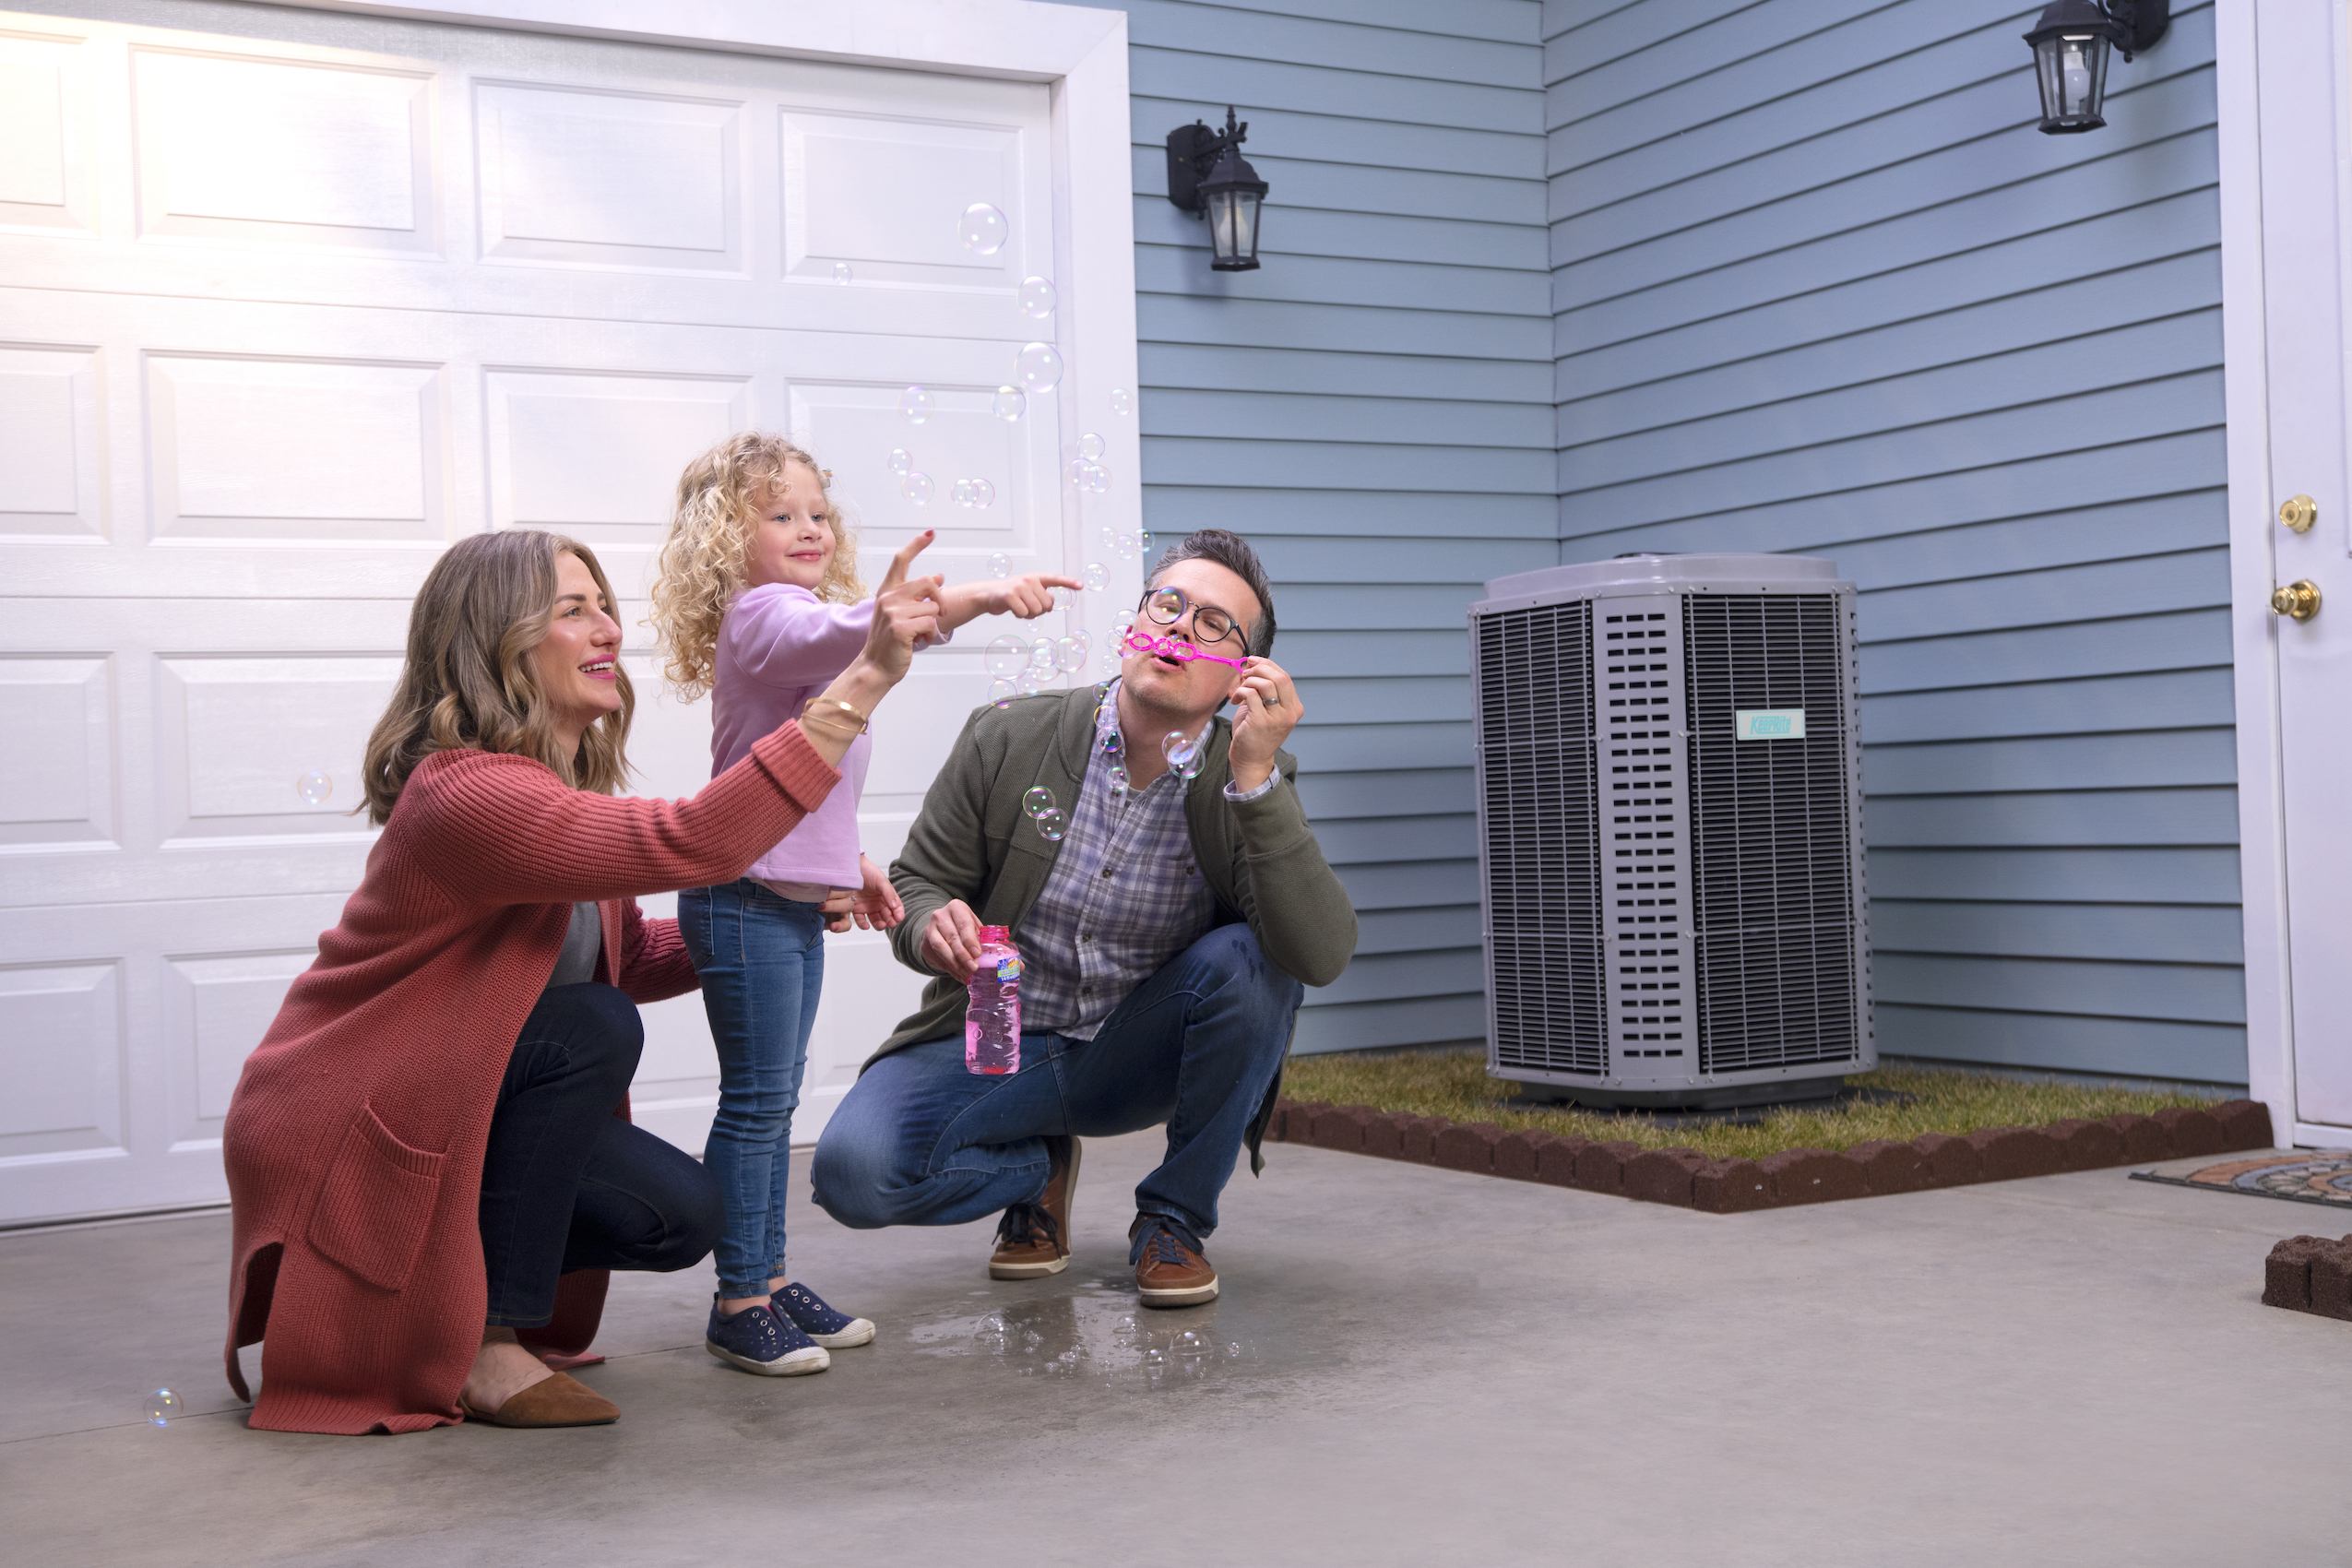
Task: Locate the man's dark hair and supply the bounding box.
[1144,528,1277,658]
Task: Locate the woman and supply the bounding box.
[220,526,941,1434]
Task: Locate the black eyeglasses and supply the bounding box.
[1141,586,1246,651]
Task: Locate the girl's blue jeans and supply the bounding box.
[678,879,826,1298]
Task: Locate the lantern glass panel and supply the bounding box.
[1206,186,1261,269]
[2033,30,2110,131]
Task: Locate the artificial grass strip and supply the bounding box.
[1278,1050,2226,1165]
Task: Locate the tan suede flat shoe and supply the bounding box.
[459,1369,619,1428]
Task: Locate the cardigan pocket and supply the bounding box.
[306,1100,446,1293]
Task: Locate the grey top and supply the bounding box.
[546,900,602,992]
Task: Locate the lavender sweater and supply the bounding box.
[709,583,945,889]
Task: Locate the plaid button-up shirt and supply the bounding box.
[1013,711,1279,1039]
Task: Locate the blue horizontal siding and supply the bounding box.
[1079,0,1549,1054]
[1555,0,2244,1085]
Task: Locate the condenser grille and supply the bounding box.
[1682,594,1860,1074]
[1477,599,1604,1075]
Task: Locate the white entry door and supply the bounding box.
[0,1,1142,1222]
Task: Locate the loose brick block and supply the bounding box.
[2312,1240,2352,1321]
[2045,1118,2126,1172]
[1967,1125,2063,1182]
[2102,1112,2171,1164]
[2264,1236,2327,1311]
[1693,1158,1771,1213]
[1491,1130,1552,1182]
[1394,1116,1443,1164]
[1572,1139,1640,1194]
[2213,1099,2276,1152]
[1914,1132,1983,1188]
[1310,1105,1373,1153]
[1845,1138,1925,1196]
[1622,1147,1705,1207]
[1761,1147,1866,1206]
[2153,1105,2227,1158]
[1535,1135,1590,1187]
[1435,1121,1505,1173]
[1358,1112,1409,1159]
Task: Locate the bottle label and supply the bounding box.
[995,955,1024,982]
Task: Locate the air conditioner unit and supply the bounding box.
[1469,553,1871,1110]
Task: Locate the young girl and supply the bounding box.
[652,431,1075,1376]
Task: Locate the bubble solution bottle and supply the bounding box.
[966,925,1023,1075]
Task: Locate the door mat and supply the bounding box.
[1266,1096,2275,1213]
[2130,1150,2352,1208]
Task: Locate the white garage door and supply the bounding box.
[0,1,1142,1223]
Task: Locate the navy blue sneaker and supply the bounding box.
[771,1281,876,1348]
[704,1298,828,1376]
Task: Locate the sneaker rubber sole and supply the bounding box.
[805,1318,876,1349]
[705,1339,830,1376]
[1136,1273,1218,1309]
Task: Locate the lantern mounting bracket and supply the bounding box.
[1165,107,1250,215]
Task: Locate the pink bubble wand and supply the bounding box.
[1119,627,1249,669]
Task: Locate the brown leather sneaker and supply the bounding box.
[989,1134,1080,1279]
[1130,1214,1218,1308]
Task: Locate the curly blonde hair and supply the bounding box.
[649,431,866,701]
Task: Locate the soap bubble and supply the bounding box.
[1033,808,1066,842]
[989,552,1012,576]
[1023,786,1056,819]
[1083,463,1111,494]
[295,769,332,805]
[1066,457,1090,489]
[1016,342,1063,392]
[986,635,1029,677]
[1018,673,1044,697]
[1069,630,1091,660]
[1139,529,1153,551]
[888,447,913,475]
[1084,562,1107,591]
[1108,765,1129,795]
[145,1389,182,1426]
[1113,607,1136,634]
[959,202,1008,255]
[1109,386,1134,415]
[901,470,933,505]
[1019,276,1056,316]
[1028,641,1058,676]
[992,386,1026,422]
[967,478,994,509]
[1079,432,1105,460]
[833,261,852,284]
[1056,636,1084,673]
[1163,731,1195,766]
[990,679,1015,709]
[1098,727,1121,754]
[1099,524,1117,552]
[951,479,974,507]
[898,386,932,423]
[1113,532,1136,559]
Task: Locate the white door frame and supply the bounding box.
[2216,0,2344,1146]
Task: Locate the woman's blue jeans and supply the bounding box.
[679,880,826,1298]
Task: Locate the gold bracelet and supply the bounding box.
[798,712,863,743]
[803,696,869,734]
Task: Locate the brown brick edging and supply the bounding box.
[2263,1234,2352,1319]
[1267,1097,2275,1213]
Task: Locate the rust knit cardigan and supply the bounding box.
[220,721,838,1435]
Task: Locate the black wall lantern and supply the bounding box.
[1165,107,1269,271]
[2025,0,2168,133]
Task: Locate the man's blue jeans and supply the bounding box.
[811,923,1303,1251]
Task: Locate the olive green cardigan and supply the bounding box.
[880,686,1358,1171]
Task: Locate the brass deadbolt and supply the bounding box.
[2272,579,2322,621]
[2281,494,2319,533]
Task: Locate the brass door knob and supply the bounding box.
[2273,579,2322,621]
[2281,494,2319,533]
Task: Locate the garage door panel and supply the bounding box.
[154,654,398,840]
[129,45,437,255]
[146,354,448,541]
[0,344,105,539]
[476,80,745,275]
[783,110,1033,286]
[0,27,95,236]
[486,368,752,537]
[0,655,113,849]
[0,959,123,1159]
[797,378,1038,548]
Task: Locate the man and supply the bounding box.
[811,529,1355,1307]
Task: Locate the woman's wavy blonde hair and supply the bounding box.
[649,431,864,702]
[358,529,635,826]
